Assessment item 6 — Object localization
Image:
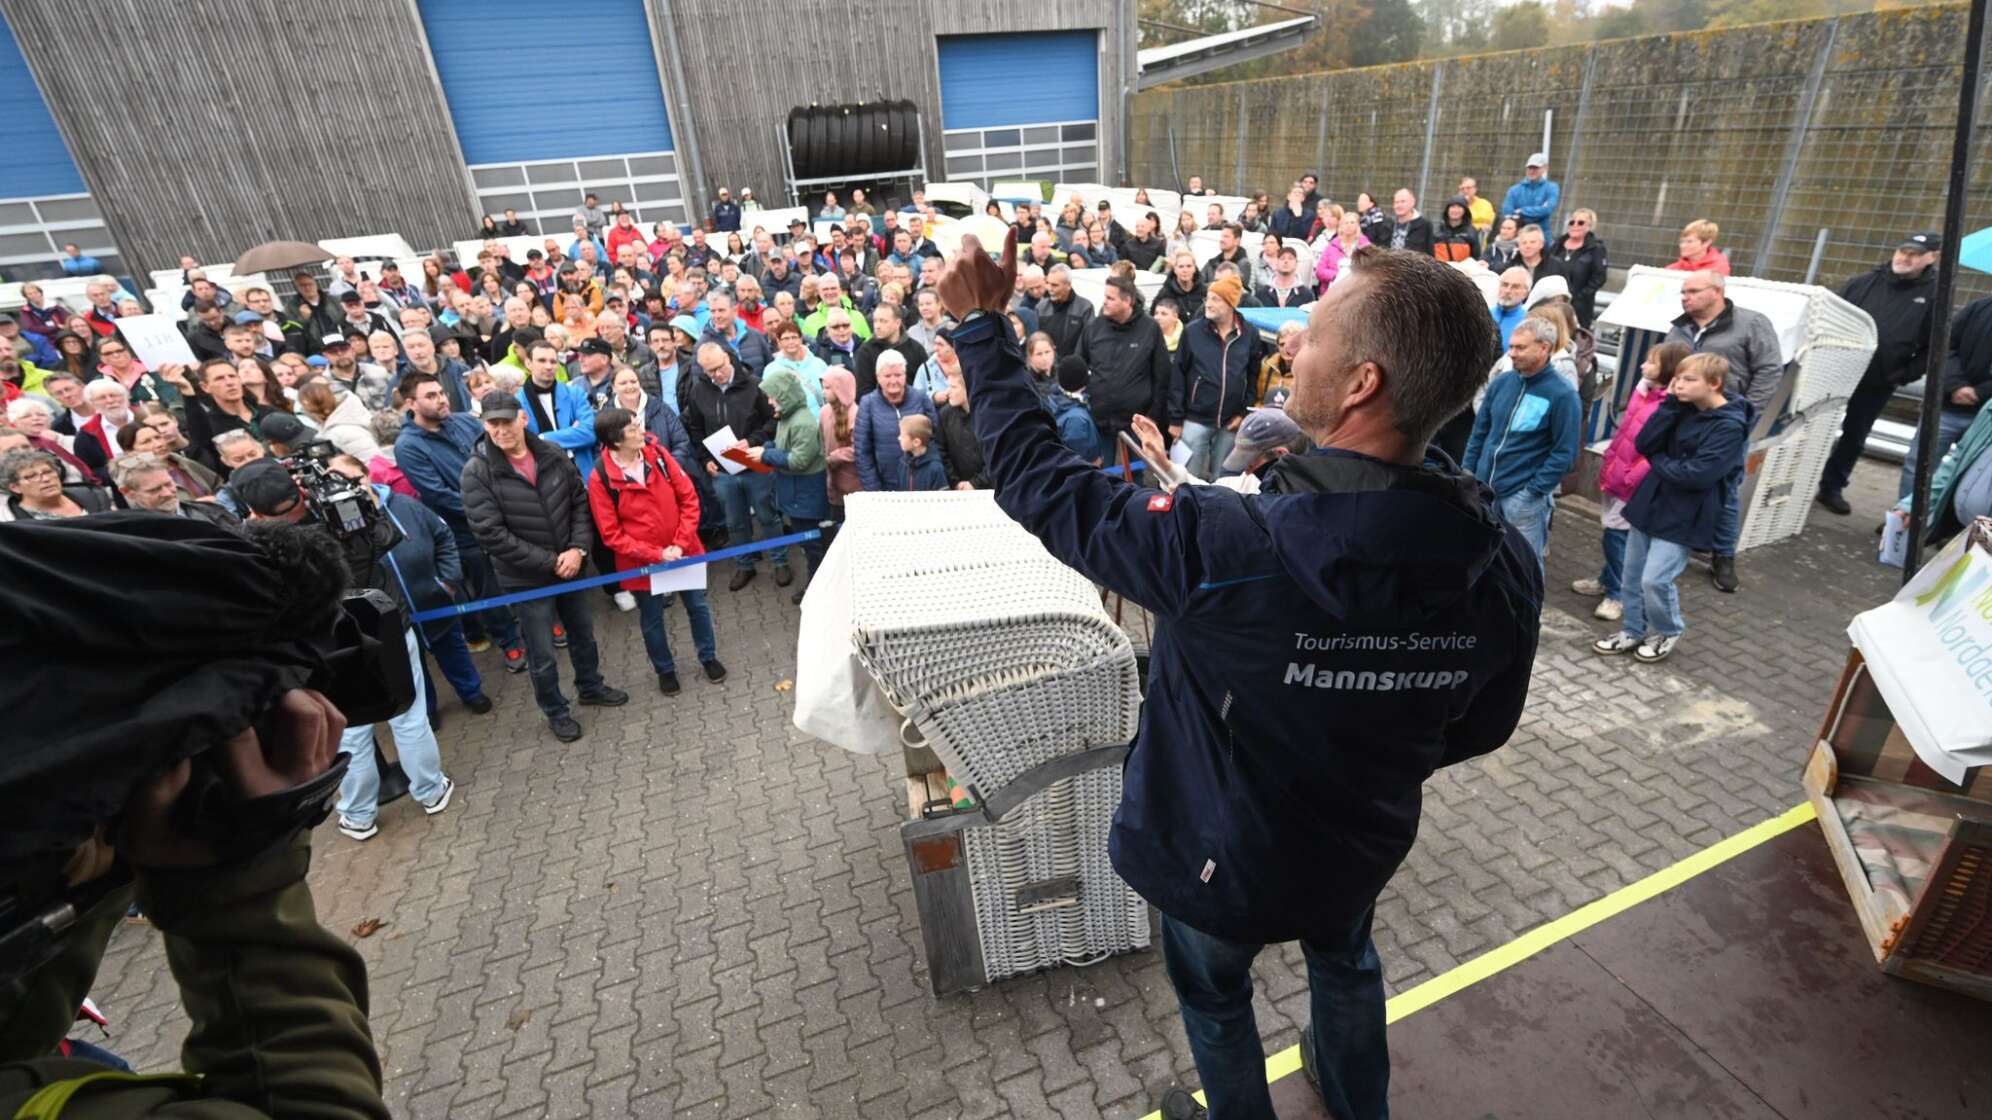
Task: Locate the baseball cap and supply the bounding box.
[0,313,14,325]
[260,411,308,447]
[718,187,731,197]
[306,355,329,368]
[339,290,363,304]
[232,309,264,325]
[577,337,613,357]
[1221,408,1307,473]
[479,390,521,420]
[1899,232,1942,253]
[1526,152,1548,168]
[319,333,350,348]
[230,458,302,516]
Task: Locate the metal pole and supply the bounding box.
[1904,0,1988,580]
[1754,18,1839,279]
[1540,109,1552,164]
[1417,64,1444,209]
[1234,87,1249,194]
[1804,228,1831,285]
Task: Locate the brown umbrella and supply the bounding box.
[232,240,331,276]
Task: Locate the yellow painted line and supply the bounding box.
[1138,802,1818,1118]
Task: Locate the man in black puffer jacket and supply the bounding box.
[1816,234,1940,515]
[461,391,627,743]
[1078,274,1172,451]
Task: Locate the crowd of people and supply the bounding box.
[4,156,1990,773]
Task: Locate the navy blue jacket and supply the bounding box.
[394,413,484,534]
[1624,395,1756,551]
[1172,314,1263,427]
[373,484,465,639]
[851,386,939,492]
[953,312,1542,944]
[903,446,950,491]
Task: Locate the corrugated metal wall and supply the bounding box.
[0,5,81,199]
[0,0,481,280]
[647,0,1129,210]
[419,0,673,164]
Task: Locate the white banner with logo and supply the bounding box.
[1848,520,1992,782]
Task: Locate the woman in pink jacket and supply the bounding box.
[1574,341,1689,621]
[1314,210,1370,289]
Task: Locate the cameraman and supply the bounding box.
[0,511,389,1114]
[231,457,457,840]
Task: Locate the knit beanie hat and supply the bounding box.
[1056,355,1090,393]
[1208,275,1243,309]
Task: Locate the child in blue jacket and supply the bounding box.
[897,415,950,491]
[1593,353,1754,664]
[1050,356,1105,466]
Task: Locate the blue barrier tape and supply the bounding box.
[410,528,821,623]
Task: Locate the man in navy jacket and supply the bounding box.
[940,235,1542,1120]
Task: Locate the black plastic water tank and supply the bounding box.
[787,100,920,180]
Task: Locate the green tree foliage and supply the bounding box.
[1491,1,1554,49]
[1350,0,1428,64]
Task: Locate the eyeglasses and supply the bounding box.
[14,468,59,483]
[1568,219,1589,227]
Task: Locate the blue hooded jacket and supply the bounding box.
[952,313,1543,944]
[1624,395,1756,551]
[1501,176,1561,227]
[516,378,598,480]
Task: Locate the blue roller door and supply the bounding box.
[418,0,673,164]
[938,31,1099,130]
[0,9,85,197]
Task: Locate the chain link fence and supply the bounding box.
[1132,6,1992,300]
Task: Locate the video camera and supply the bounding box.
[0,515,416,984]
[280,439,381,539]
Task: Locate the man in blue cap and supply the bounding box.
[936,233,1542,1120]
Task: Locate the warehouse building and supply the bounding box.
[0,0,1149,281]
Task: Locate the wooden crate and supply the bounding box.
[1804,650,1992,1001]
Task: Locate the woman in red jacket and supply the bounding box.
[587,407,725,695]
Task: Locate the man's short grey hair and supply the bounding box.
[875,349,909,373]
[489,367,524,394]
[696,341,731,364]
[212,429,259,455]
[1047,265,1071,281]
[1020,265,1044,281]
[83,379,127,405]
[1519,224,1545,240]
[110,451,171,490]
[1510,317,1561,349]
[1693,268,1727,291]
[6,397,52,422]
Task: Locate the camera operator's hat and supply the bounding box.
[1222,408,1307,473]
[260,412,308,448]
[1899,231,1942,253]
[479,389,522,420]
[230,458,303,516]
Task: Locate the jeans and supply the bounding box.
[1821,378,1898,495]
[1160,911,1388,1120]
[337,627,447,827]
[1620,529,1691,638]
[423,619,485,703]
[1899,408,1976,500]
[713,469,787,571]
[1599,526,1628,599]
[787,517,829,577]
[1498,489,1555,575]
[456,531,521,650]
[637,588,716,675]
[1179,420,1237,482]
[516,591,605,719]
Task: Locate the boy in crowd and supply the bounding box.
[897,414,949,491]
[1051,356,1105,466]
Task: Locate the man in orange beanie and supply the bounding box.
[1169,273,1262,479]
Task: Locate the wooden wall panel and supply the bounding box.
[0,0,480,278]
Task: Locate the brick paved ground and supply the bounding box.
[87,460,1906,1118]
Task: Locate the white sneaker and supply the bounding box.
[1594,597,1623,621]
[422,777,455,815]
[1635,634,1681,663]
[1592,631,1642,656]
[613,591,637,612]
[338,816,378,841]
[1570,578,1606,597]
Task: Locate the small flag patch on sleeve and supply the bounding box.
[1147,494,1173,512]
